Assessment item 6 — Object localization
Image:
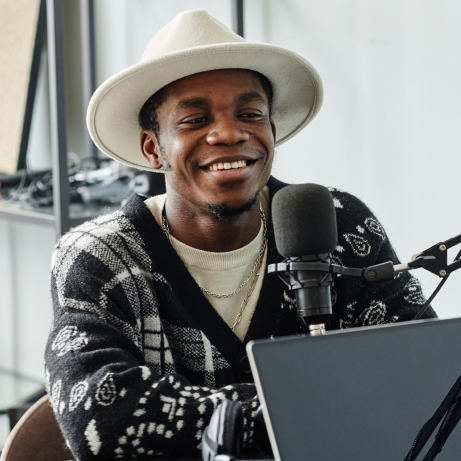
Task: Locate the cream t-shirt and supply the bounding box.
[144,187,269,341]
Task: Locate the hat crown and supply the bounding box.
[141,9,246,62]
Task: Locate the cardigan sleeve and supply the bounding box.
[45,220,258,460]
[328,189,437,330]
[343,239,436,327]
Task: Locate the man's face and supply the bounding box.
[142,69,276,215]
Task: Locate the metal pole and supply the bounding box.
[46,0,70,237]
[6,223,20,401]
[232,0,244,38]
[80,0,99,168]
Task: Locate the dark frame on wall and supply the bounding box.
[16,0,48,172]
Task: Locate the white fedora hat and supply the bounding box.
[87,9,323,171]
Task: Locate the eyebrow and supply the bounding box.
[237,92,266,105]
[175,97,208,111]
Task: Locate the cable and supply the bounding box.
[422,395,461,460]
[413,247,461,320]
[413,278,449,320]
[0,166,28,204]
[404,374,461,461]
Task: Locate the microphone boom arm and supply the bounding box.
[268,232,461,287]
[409,232,461,277]
[268,232,461,336]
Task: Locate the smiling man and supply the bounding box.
[140,69,275,254]
[45,9,435,460]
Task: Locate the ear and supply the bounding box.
[140,130,163,169]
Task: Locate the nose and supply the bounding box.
[206,116,250,146]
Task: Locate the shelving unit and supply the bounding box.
[0,0,99,237]
[0,202,120,229]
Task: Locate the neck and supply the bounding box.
[164,192,262,253]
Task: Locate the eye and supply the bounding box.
[184,117,208,124]
[239,111,264,119]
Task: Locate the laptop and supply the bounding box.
[247,317,461,461]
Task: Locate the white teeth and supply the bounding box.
[207,160,248,171]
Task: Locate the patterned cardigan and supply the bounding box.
[44,176,435,459]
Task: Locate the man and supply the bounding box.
[45,9,435,459]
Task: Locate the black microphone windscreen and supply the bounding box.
[272,184,338,258]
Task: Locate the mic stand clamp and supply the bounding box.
[407,233,461,277]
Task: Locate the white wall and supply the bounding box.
[94,0,234,84]
[262,0,461,319]
[0,219,55,444]
[0,219,55,379]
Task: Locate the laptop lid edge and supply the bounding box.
[247,340,282,461]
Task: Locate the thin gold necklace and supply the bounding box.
[161,206,267,331]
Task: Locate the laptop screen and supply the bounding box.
[247,317,461,461]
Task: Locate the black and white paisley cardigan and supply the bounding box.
[44,176,436,459]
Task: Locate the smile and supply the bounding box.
[207,160,249,171]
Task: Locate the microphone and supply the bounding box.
[271,184,338,335]
[271,185,461,331]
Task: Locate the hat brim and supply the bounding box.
[87,42,323,172]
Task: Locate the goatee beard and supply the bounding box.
[206,191,259,221]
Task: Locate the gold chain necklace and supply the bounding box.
[161,206,267,331]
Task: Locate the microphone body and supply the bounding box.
[271,184,338,333]
[292,254,333,326]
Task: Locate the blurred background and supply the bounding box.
[1,0,460,448]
